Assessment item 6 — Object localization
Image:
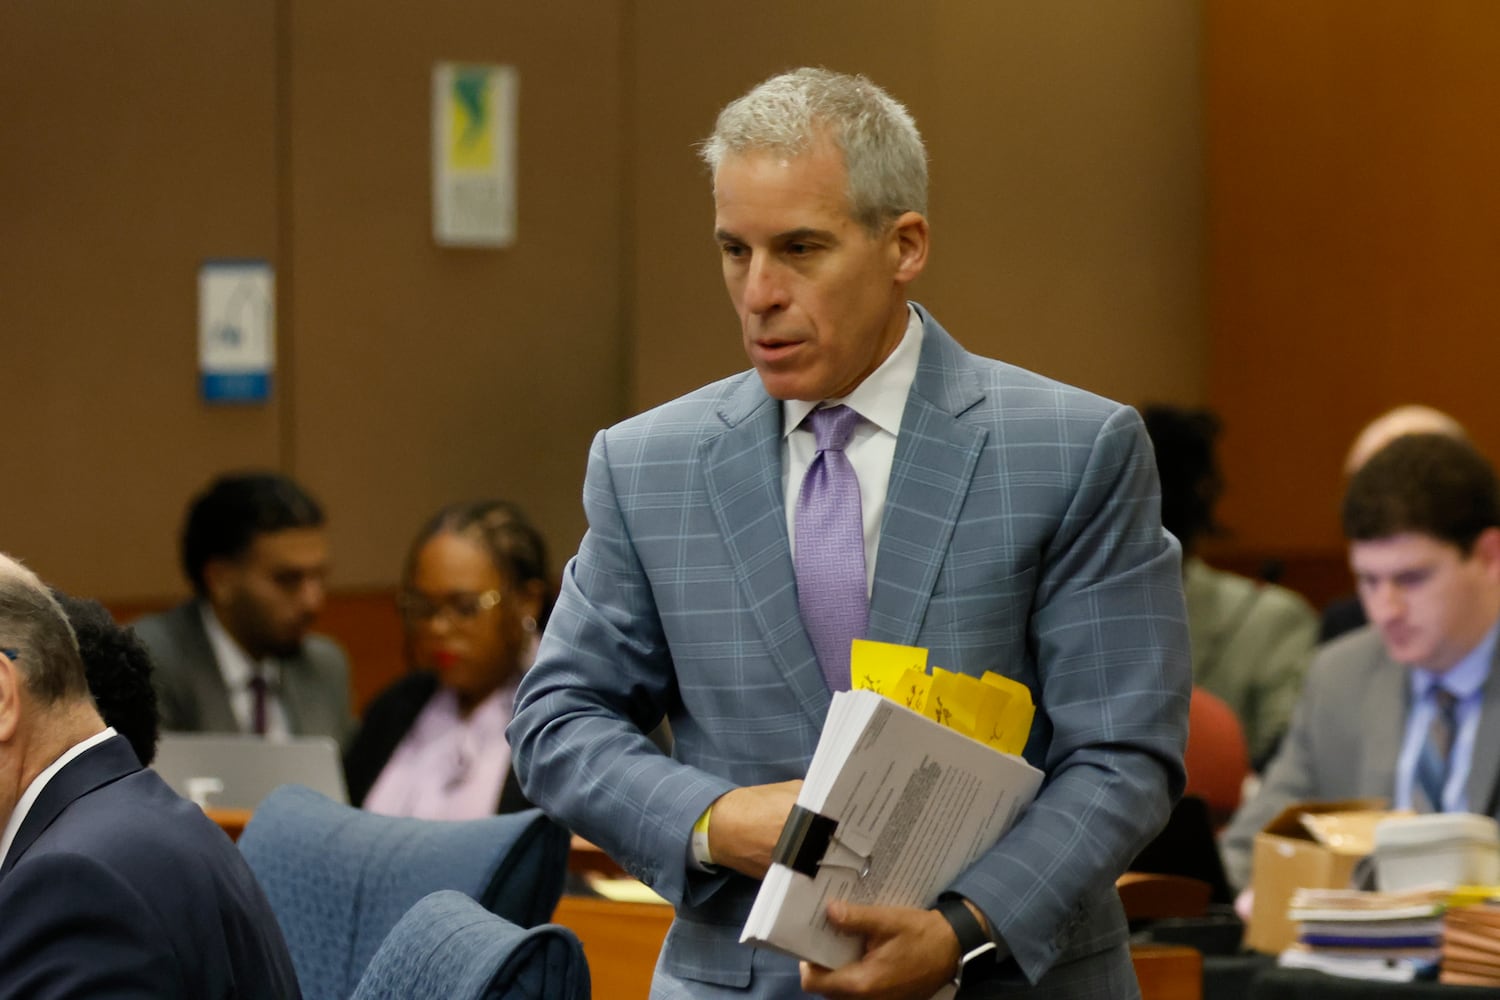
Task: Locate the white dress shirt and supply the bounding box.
[1394,619,1498,812]
[201,603,290,738]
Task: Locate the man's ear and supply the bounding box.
[201,558,237,606]
[0,652,22,743]
[890,211,930,285]
[1473,526,1500,580]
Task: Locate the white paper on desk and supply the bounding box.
[740,689,1043,970]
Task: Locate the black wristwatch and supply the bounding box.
[933,895,997,987]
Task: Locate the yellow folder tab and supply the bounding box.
[926,669,985,738]
[893,668,932,713]
[980,671,1035,754]
[971,681,1013,752]
[850,640,928,697]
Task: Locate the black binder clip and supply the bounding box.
[772,806,872,879]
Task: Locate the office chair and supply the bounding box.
[350,891,588,1000]
[238,785,569,1000]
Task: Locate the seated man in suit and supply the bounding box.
[0,552,300,998]
[1221,433,1500,890]
[135,472,355,746]
[510,68,1190,999]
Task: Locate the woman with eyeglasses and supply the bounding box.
[343,500,551,818]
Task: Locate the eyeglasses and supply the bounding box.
[396,589,503,624]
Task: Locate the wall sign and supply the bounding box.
[198,259,274,404]
[432,62,519,247]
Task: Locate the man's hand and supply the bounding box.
[799,901,960,1000]
[706,779,802,880]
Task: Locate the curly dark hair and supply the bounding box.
[180,472,324,597]
[51,591,160,766]
[1141,404,1224,556]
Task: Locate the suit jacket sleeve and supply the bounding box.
[509,429,737,907]
[948,405,1192,981]
[1219,649,1341,890]
[0,853,185,999]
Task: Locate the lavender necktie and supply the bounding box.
[795,405,868,691]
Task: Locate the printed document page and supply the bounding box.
[741,689,1042,969]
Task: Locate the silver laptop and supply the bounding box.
[152,732,348,811]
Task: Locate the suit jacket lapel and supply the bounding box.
[1466,638,1500,815]
[870,308,987,646]
[702,376,832,726]
[1,736,138,879]
[178,605,241,733]
[1361,651,1408,800]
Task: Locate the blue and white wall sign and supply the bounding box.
[198,259,274,404]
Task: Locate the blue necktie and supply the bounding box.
[795,405,868,691]
[1413,686,1458,813]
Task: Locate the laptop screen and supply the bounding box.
[152,732,348,811]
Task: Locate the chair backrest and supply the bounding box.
[350,891,589,1000]
[238,785,569,1000]
[1184,685,1250,828]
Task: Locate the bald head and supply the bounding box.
[1344,405,1467,476]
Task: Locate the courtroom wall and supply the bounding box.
[1204,1,1500,564]
[3,2,1205,603]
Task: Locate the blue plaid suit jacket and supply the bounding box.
[510,306,1191,997]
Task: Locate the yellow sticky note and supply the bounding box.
[850,640,928,697]
[894,668,932,713]
[981,671,1035,754]
[971,680,1012,751]
[927,669,985,738]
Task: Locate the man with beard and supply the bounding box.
[135,472,354,746]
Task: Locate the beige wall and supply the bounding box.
[630,1,1206,411]
[2,2,1205,601]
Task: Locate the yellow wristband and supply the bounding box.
[691,805,715,867]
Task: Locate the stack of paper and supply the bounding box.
[739,683,1042,969]
[1278,887,1448,981]
[1441,900,1500,986]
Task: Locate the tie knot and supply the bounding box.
[807,405,861,452]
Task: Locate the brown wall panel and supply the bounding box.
[6,1,1205,622]
[629,0,1206,413]
[285,1,626,588]
[1204,1,1500,560]
[1,2,282,598]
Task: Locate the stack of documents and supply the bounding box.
[1278,886,1448,981]
[740,642,1043,970]
[1441,897,1500,986]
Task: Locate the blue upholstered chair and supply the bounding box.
[350,891,588,1000]
[238,785,569,1000]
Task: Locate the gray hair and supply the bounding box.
[0,553,86,705]
[700,67,928,233]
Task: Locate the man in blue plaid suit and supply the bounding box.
[510,68,1190,999]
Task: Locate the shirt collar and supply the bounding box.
[0,727,118,871]
[782,304,923,439]
[200,601,280,688]
[1410,617,1499,702]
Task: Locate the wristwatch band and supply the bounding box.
[933,895,997,987]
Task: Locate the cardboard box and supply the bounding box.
[1245,799,1389,953]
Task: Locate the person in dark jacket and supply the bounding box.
[344,500,551,818]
